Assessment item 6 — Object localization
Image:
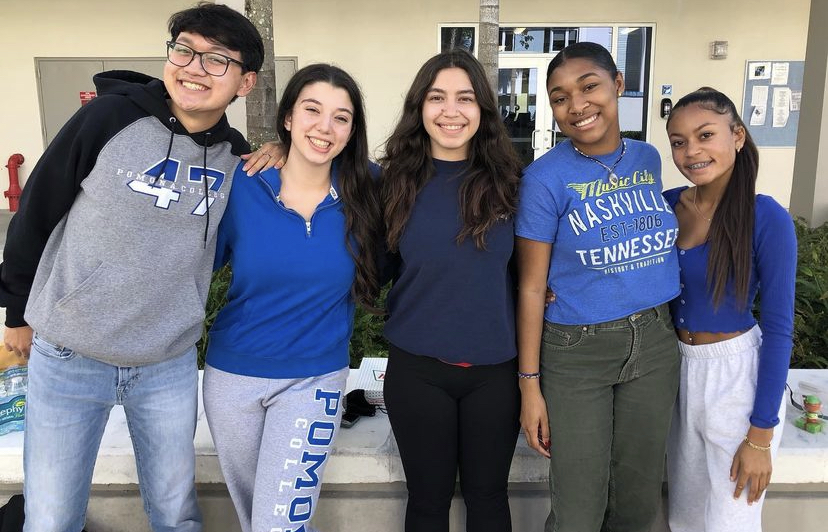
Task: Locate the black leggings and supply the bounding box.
[384,344,520,532]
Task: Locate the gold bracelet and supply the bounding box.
[743,436,771,452]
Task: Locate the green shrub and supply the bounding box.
[196,265,231,368]
[620,130,645,141]
[792,218,828,368]
[348,285,390,368]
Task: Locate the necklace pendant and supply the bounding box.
[608,173,619,187]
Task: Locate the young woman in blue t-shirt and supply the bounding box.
[516,42,681,531]
[380,50,523,532]
[202,64,381,532]
[663,88,796,532]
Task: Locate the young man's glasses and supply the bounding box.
[166,41,245,77]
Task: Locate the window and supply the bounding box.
[498,27,579,53]
[439,25,477,55]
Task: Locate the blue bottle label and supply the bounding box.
[0,395,25,424]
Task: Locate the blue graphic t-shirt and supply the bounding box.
[516,139,680,325]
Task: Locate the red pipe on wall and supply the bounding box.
[5,154,24,212]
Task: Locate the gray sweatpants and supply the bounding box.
[667,326,785,532]
[203,364,348,532]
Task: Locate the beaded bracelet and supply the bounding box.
[743,436,771,452]
[518,371,541,379]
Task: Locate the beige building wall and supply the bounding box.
[0,0,812,208]
[274,0,811,205]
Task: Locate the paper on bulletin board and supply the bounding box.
[751,85,768,107]
[772,88,791,127]
[749,62,772,80]
[773,88,791,109]
[791,91,802,111]
[750,105,767,126]
[773,107,789,128]
[771,63,789,85]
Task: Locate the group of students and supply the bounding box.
[0,3,796,532]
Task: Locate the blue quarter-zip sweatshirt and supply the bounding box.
[206,165,355,379]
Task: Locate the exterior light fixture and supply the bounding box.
[710,41,728,60]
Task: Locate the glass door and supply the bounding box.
[497,56,553,167]
[496,25,655,163]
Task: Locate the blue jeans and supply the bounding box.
[23,333,202,532]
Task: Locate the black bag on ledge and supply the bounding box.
[0,495,23,532]
[0,495,89,532]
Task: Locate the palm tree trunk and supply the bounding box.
[478,0,499,95]
[244,0,277,150]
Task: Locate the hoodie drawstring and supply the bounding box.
[152,117,178,187]
[153,116,212,248]
[202,132,212,248]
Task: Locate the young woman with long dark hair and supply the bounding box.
[663,88,796,532]
[202,63,380,532]
[380,49,523,532]
[516,42,681,532]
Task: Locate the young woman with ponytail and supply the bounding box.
[663,87,797,532]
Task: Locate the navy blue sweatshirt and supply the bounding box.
[384,159,517,365]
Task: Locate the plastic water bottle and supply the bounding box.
[0,366,27,436]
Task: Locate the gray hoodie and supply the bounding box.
[0,70,248,366]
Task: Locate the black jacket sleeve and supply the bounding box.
[0,96,125,326]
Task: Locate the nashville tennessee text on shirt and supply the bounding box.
[566,169,678,274]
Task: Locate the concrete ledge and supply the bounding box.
[773,369,828,485]
[3,369,826,487]
[1,369,826,532]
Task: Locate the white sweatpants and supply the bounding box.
[667,326,785,532]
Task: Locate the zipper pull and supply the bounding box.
[305,220,311,237]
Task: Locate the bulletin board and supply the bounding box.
[742,60,804,147]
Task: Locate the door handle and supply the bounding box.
[531,129,540,150]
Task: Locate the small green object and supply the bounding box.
[804,395,821,405]
[795,413,825,433]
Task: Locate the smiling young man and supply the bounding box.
[0,4,262,531]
